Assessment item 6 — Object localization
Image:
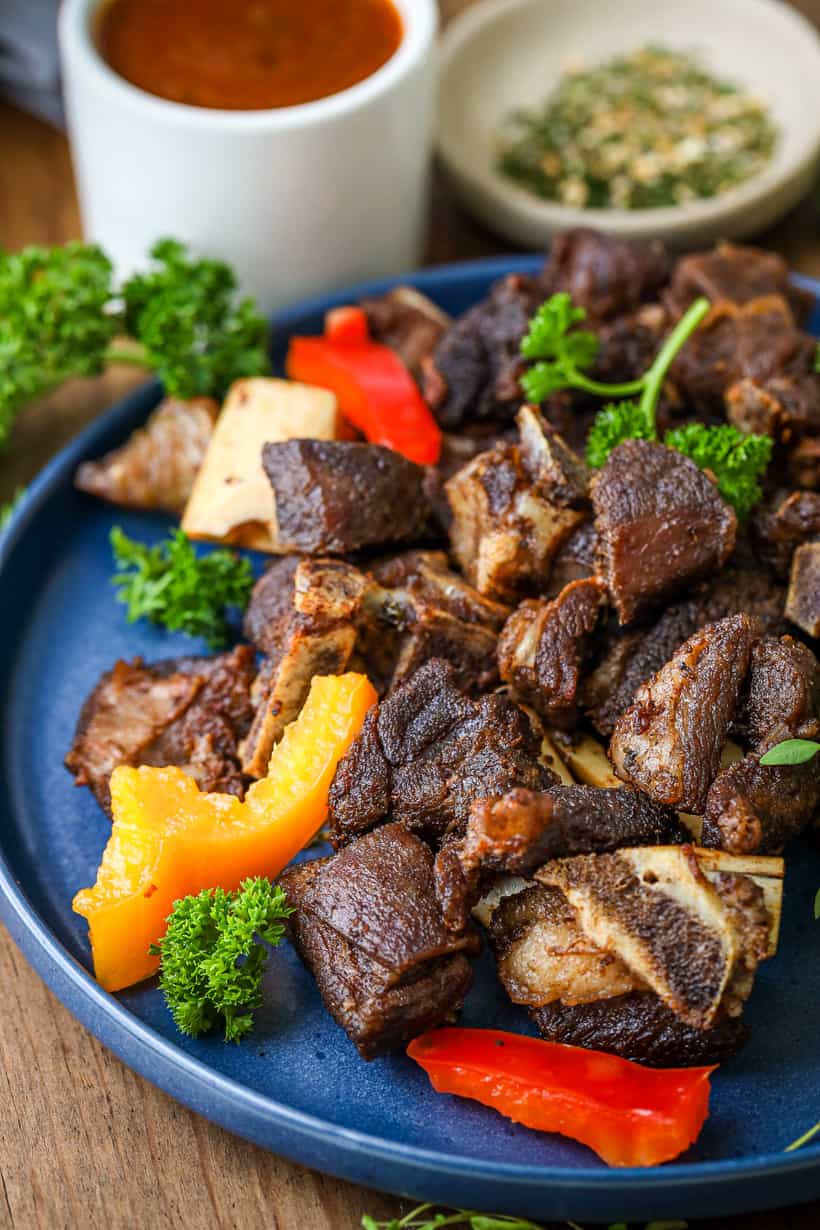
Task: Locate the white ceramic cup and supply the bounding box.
[59,0,437,313]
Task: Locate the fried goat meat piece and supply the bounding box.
[74,396,217,515]
[701,635,820,855]
[584,568,786,737]
[65,646,255,813]
[446,407,588,601]
[360,550,509,694]
[280,823,479,1059]
[327,658,552,848]
[263,439,436,555]
[240,558,367,777]
[497,577,607,725]
[459,786,687,882]
[786,541,820,638]
[591,440,737,625]
[478,841,781,1065]
[609,614,757,812]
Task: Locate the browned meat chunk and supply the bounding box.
[787,542,820,637]
[667,243,805,316]
[672,296,813,418]
[700,635,819,854]
[702,757,820,855]
[585,569,787,736]
[497,578,607,723]
[240,559,366,777]
[263,439,435,554]
[543,228,669,321]
[788,437,820,490]
[242,555,303,654]
[422,272,547,429]
[727,372,820,442]
[361,550,508,694]
[591,440,737,624]
[744,636,820,753]
[536,846,772,1030]
[74,396,217,514]
[327,658,551,848]
[752,490,820,577]
[610,615,756,812]
[460,785,686,880]
[446,409,588,600]
[531,994,748,1068]
[480,842,781,1064]
[361,287,450,379]
[65,646,255,813]
[280,823,478,1059]
[543,519,598,597]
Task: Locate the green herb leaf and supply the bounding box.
[121,238,269,400]
[663,423,772,518]
[814,887,820,920]
[0,243,118,449]
[759,738,820,766]
[522,294,709,468]
[586,400,657,467]
[150,878,292,1042]
[0,486,26,531]
[519,293,606,403]
[110,526,254,648]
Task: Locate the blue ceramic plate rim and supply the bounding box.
[1,254,819,1220]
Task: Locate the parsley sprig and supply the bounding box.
[150,878,292,1043]
[0,243,118,449]
[520,292,773,516]
[663,423,773,519]
[520,292,709,414]
[362,1209,686,1230]
[0,238,269,449]
[111,526,254,648]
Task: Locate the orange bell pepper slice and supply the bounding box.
[73,672,376,992]
[408,1028,714,1168]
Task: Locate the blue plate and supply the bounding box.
[1,256,819,1224]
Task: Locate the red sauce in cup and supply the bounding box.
[96,0,404,111]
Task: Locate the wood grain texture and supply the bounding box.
[2,2,820,1225]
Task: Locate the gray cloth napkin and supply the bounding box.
[0,0,64,127]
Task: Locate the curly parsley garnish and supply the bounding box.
[0,238,269,449]
[663,423,773,519]
[0,243,119,449]
[150,878,292,1043]
[521,292,773,515]
[110,526,254,648]
[520,293,709,450]
[120,238,269,400]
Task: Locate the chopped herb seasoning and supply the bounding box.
[498,46,776,210]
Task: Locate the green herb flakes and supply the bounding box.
[498,46,776,210]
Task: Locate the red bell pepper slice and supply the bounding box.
[286,306,442,466]
[407,1028,714,1168]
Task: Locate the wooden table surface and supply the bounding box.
[2,3,820,1226]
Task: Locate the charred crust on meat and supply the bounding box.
[280,823,479,1058]
[609,614,756,812]
[591,440,737,625]
[327,658,551,848]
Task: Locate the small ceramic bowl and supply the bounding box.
[59,0,437,313]
[437,0,820,249]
